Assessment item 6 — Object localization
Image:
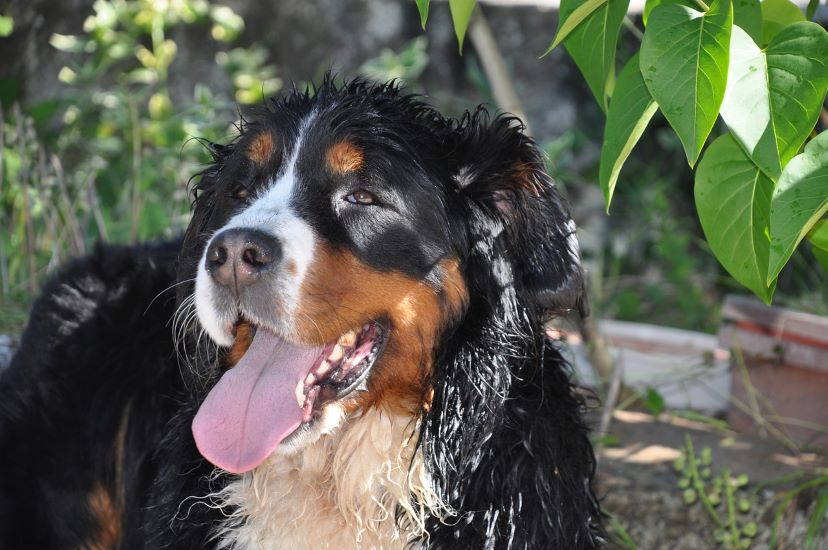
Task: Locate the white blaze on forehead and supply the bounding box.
[195,114,318,345]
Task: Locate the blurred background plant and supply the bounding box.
[0,0,281,329]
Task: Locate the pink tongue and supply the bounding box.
[192,329,324,474]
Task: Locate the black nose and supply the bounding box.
[206,228,281,293]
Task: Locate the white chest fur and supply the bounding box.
[210,407,446,550]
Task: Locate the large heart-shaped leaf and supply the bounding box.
[641,0,732,166]
[768,131,828,282]
[695,133,776,302]
[721,23,828,180]
[559,0,630,111]
[599,54,659,209]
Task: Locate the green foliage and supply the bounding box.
[643,386,666,415]
[0,14,13,37]
[415,0,430,29]
[640,0,732,166]
[760,0,806,44]
[768,131,828,282]
[1,0,280,309]
[448,0,477,53]
[360,37,430,84]
[695,134,776,302]
[559,0,630,112]
[599,53,657,208]
[428,0,828,304]
[675,435,757,549]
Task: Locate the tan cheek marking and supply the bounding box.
[248,131,276,165]
[295,245,469,413]
[227,322,255,367]
[326,140,364,175]
[87,484,120,550]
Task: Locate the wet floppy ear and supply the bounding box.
[452,113,587,316]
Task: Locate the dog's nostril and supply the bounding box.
[207,243,228,267]
[242,247,264,267]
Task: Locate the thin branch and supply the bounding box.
[467,5,532,134]
[623,16,644,42]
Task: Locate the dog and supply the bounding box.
[0,77,600,549]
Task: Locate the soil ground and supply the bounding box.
[599,410,828,549]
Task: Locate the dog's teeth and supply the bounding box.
[317,360,333,376]
[328,344,344,362]
[339,330,357,347]
[295,380,305,408]
[304,373,317,386]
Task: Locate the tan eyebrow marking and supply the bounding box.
[326,140,364,175]
[248,131,276,165]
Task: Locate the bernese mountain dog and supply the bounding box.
[0,78,600,549]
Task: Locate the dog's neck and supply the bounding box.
[210,406,446,550]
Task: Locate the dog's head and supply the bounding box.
[177,79,585,476]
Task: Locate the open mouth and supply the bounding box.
[295,322,387,423]
[192,317,388,474]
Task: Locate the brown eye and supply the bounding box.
[344,190,376,205]
[231,185,249,199]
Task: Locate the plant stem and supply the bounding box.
[622,16,644,42]
[723,468,741,547]
[686,434,723,527]
[694,0,711,10]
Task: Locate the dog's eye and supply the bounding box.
[344,190,376,205]
[231,184,250,200]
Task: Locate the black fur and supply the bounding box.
[0,77,600,549]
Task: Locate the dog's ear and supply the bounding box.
[450,111,587,317]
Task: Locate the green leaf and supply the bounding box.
[416,0,430,29]
[641,0,733,166]
[721,23,828,180]
[644,386,666,415]
[0,15,13,37]
[695,134,776,302]
[805,489,828,550]
[643,0,695,27]
[809,220,828,252]
[761,0,805,45]
[768,131,828,282]
[449,0,476,54]
[733,0,762,44]
[720,26,779,177]
[766,23,828,164]
[599,54,659,209]
[560,0,630,111]
[812,246,828,277]
[546,0,608,51]
[806,0,820,20]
